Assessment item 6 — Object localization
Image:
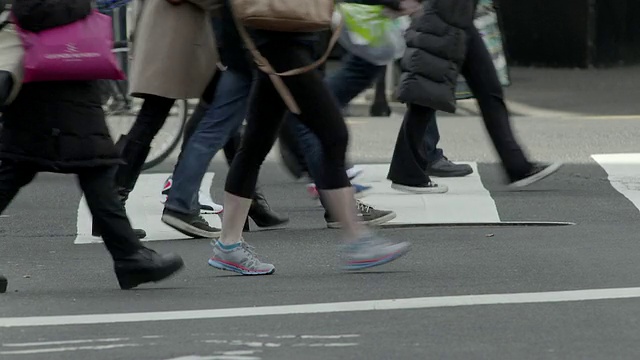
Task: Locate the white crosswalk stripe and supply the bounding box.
[355,163,501,225]
[72,154,640,243]
[74,173,222,244]
[592,153,640,214]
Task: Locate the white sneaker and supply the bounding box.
[199,190,224,214]
[346,166,364,181]
[160,176,224,214]
[160,176,172,204]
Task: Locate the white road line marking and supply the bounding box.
[592,153,640,213]
[0,343,140,355]
[74,173,221,244]
[356,163,500,224]
[2,287,640,328]
[3,338,128,347]
[299,335,360,339]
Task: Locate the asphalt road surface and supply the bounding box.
[1,66,640,359]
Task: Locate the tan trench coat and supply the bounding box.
[129,0,220,100]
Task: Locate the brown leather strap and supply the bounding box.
[230,3,343,114]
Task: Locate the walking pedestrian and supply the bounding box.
[93,0,221,238]
[160,8,289,237]
[0,0,184,293]
[206,0,411,275]
[390,0,561,193]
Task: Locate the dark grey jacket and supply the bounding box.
[396,0,475,113]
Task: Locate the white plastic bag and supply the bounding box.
[333,4,407,66]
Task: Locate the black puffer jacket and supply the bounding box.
[0,0,122,172]
[396,0,475,113]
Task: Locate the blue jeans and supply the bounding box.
[165,69,253,215]
[286,54,443,187]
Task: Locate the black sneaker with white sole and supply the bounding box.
[510,162,562,188]
[161,209,221,238]
[326,201,397,229]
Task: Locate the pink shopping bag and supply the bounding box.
[15,10,126,83]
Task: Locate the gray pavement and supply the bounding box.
[1,66,640,359]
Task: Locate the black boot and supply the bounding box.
[93,135,150,239]
[0,275,7,293]
[114,247,184,290]
[245,192,289,231]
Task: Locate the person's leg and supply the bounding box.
[287,54,385,186]
[115,95,175,196]
[95,95,175,238]
[181,70,222,152]
[370,69,392,117]
[285,54,394,225]
[162,69,252,237]
[387,103,448,193]
[211,42,409,275]
[0,161,37,213]
[461,26,533,181]
[78,166,184,290]
[423,115,474,177]
[0,161,37,293]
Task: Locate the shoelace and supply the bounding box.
[240,239,261,258]
[210,239,259,257]
[356,200,374,213]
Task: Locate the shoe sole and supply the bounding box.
[510,162,563,188]
[327,211,397,229]
[391,183,449,194]
[251,218,290,229]
[161,214,221,239]
[208,258,275,276]
[93,229,147,240]
[200,208,224,215]
[344,243,411,271]
[427,168,474,178]
[117,258,185,290]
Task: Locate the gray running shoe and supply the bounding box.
[342,235,410,271]
[327,200,396,229]
[208,240,275,275]
[162,209,221,238]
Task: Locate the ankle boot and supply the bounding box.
[246,192,289,231]
[114,247,184,290]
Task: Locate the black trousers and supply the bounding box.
[225,41,350,198]
[0,162,143,259]
[115,95,175,191]
[388,25,533,185]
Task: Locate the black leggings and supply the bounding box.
[225,41,350,198]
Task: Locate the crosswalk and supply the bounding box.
[74,173,222,244]
[72,154,640,244]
